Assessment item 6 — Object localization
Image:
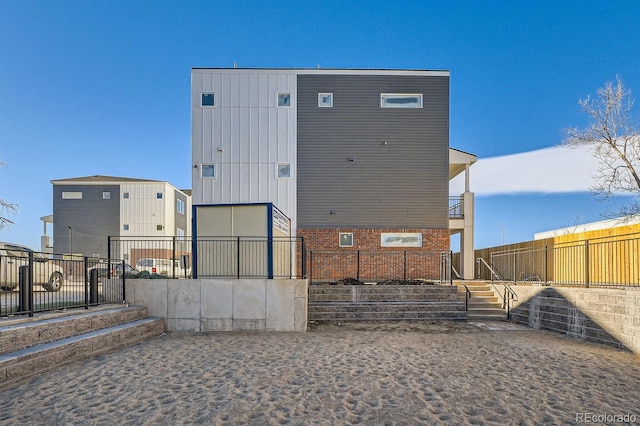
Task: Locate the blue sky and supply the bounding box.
[1,0,639,250]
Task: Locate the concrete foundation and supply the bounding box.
[125,279,308,332]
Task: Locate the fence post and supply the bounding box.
[237,236,241,279]
[18,265,31,313]
[107,236,111,272]
[309,250,313,283]
[450,251,453,286]
[513,251,517,282]
[84,257,89,309]
[585,240,590,288]
[403,251,407,281]
[172,236,177,279]
[356,250,360,281]
[28,252,34,317]
[300,237,306,279]
[544,245,548,283]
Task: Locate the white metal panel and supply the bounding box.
[192,69,298,233]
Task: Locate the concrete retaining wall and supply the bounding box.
[125,279,308,332]
[508,285,640,354]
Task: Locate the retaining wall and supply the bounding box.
[508,285,640,355]
[124,279,308,332]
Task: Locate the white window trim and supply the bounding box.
[318,93,333,107]
[176,199,185,215]
[200,92,215,108]
[380,93,423,108]
[102,191,111,200]
[276,163,292,179]
[276,92,292,108]
[339,233,354,248]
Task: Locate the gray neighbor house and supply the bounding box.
[45,176,191,260]
[191,68,476,279]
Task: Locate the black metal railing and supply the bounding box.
[481,233,640,288]
[1,250,127,318]
[449,196,464,218]
[108,236,306,279]
[308,249,446,284]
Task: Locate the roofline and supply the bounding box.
[192,67,450,77]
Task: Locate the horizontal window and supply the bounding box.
[62,192,82,199]
[380,93,423,108]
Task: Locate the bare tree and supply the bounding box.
[564,76,640,218]
[0,161,18,229]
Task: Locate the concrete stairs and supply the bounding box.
[0,305,165,389]
[455,281,507,321]
[308,285,467,322]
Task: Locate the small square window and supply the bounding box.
[277,164,291,178]
[157,225,164,231]
[339,233,353,247]
[123,224,129,231]
[156,193,163,199]
[318,93,333,107]
[277,93,291,107]
[201,93,214,106]
[102,191,111,200]
[123,192,129,199]
[201,164,215,178]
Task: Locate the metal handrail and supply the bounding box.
[503,284,517,318]
[476,257,502,282]
[463,284,471,312]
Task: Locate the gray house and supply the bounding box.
[191,68,476,278]
[46,175,191,259]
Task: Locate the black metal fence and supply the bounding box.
[482,234,640,288]
[308,250,449,284]
[108,236,306,279]
[0,250,127,318]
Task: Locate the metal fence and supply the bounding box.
[308,250,449,284]
[482,234,640,288]
[1,250,127,318]
[108,236,306,279]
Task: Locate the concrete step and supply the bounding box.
[0,305,165,389]
[0,305,150,356]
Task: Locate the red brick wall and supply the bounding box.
[298,228,449,283]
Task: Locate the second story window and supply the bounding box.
[201,93,215,106]
[103,192,111,200]
[177,199,185,215]
[156,193,163,199]
[380,93,423,108]
[277,93,291,107]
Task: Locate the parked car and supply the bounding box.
[135,257,190,277]
[89,262,140,280]
[0,242,65,292]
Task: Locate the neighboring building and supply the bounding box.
[191,68,476,279]
[46,175,191,259]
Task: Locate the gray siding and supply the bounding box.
[53,185,120,257]
[297,74,449,228]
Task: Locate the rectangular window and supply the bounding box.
[156,193,163,199]
[123,224,129,231]
[123,192,129,199]
[102,191,110,200]
[277,164,291,178]
[201,164,215,178]
[277,93,291,107]
[339,233,353,247]
[62,192,82,199]
[380,93,423,108]
[318,93,333,107]
[176,199,185,215]
[201,93,215,106]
